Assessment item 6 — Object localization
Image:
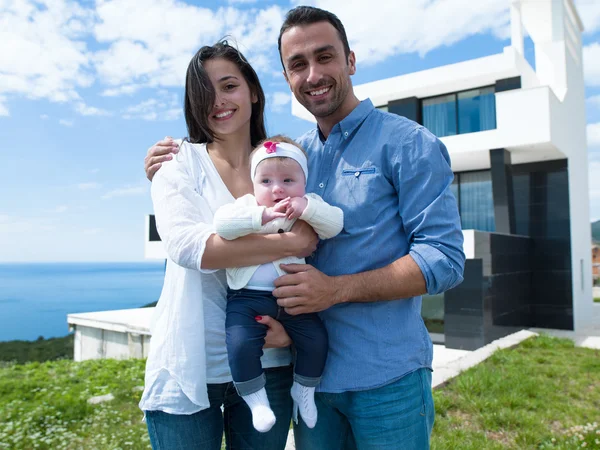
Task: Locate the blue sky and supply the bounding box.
[1,0,600,262]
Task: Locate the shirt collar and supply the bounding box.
[317,99,375,143]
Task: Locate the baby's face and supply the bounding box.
[253,158,306,207]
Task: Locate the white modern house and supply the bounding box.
[69,0,596,358]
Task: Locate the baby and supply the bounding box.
[213,135,344,433]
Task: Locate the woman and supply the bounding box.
[140,41,318,450]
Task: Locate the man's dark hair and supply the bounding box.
[184,39,267,147]
[277,6,351,70]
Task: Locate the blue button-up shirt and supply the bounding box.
[298,99,465,393]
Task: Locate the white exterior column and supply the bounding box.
[510,1,524,55]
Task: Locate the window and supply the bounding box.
[456,170,495,232]
[457,87,496,134]
[422,94,457,137]
[422,87,496,137]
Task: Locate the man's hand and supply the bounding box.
[262,198,290,225]
[256,315,292,348]
[145,137,179,181]
[287,220,318,258]
[286,196,308,220]
[273,264,341,315]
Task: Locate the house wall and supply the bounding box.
[73,325,151,361]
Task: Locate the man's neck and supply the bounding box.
[316,94,361,139]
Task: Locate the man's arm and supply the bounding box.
[145,137,179,180]
[274,125,464,315]
[273,255,425,315]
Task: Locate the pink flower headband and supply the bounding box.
[250,141,309,182]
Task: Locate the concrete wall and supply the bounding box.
[73,325,151,361]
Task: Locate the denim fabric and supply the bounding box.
[145,365,293,450]
[294,368,434,450]
[296,99,465,392]
[226,288,327,395]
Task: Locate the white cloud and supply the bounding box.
[59,119,74,127]
[301,0,510,64]
[83,228,102,235]
[94,40,162,86]
[54,205,68,213]
[101,84,143,97]
[102,184,148,199]
[0,1,94,103]
[40,114,49,119]
[583,43,600,87]
[90,168,100,174]
[0,0,547,114]
[587,95,600,109]
[77,182,102,190]
[93,1,285,89]
[122,94,182,121]
[269,91,291,112]
[588,122,600,149]
[575,0,600,34]
[0,215,56,233]
[0,94,9,116]
[75,102,111,116]
[93,0,222,89]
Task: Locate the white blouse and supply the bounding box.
[139,141,292,414]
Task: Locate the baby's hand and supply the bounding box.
[262,197,290,225]
[286,197,308,220]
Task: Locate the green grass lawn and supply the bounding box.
[432,334,600,449]
[0,358,149,449]
[594,297,600,303]
[0,335,598,449]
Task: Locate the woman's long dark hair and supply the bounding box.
[184,40,267,147]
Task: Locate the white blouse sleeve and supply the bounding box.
[213,194,265,240]
[300,193,344,240]
[151,143,217,273]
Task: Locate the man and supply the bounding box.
[272,7,464,449]
[145,6,464,448]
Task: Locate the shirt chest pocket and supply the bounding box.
[340,166,379,206]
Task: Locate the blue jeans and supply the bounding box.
[226,288,328,395]
[294,368,434,450]
[145,366,293,450]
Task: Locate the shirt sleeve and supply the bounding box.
[150,143,218,273]
[394,126,465,295]
[301,193,344,240]
[213,194,265,240]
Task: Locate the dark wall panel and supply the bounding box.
[388,97,422,124]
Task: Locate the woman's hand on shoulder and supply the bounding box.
[145,137,180,181]
[287,220,318,258]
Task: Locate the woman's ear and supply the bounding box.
[251,91,258,104]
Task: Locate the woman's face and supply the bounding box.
[205,57,257,141]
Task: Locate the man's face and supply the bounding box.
[280,21,355,121]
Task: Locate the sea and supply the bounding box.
[0,262,166,342]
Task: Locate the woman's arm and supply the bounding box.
[202,220,318,270]
[151,145,318,272]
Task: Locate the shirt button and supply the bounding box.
[319,182,324,188]
[354,171,360,177]
[344,131,349,137]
